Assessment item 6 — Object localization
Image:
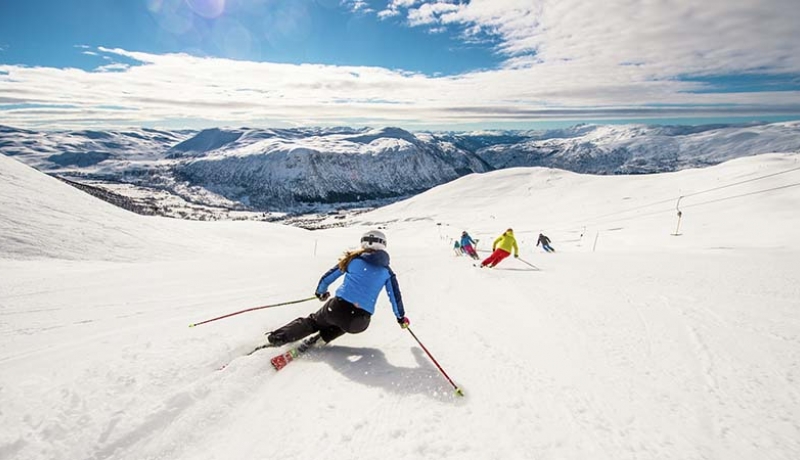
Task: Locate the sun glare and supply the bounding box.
[185,0,226,19]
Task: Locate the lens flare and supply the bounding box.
[146,0,163,13]
[212,18,257,60]
[262,2,312,49]
[146,0,193,35]
[185,0,226,19]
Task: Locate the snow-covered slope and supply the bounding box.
[2,152,799,460]
[0,154,306,261]
[361,152,800,251]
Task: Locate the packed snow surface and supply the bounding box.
[1,152,799,460]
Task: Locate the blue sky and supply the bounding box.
[1,0,799,130]
[0,0,501,74]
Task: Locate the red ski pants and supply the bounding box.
[481,248,510,267]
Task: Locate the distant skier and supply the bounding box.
[460,231,480,260]
[453,240,463,256]
[266,229,409,346]
[480,228,519,268]
[537,233,555,253]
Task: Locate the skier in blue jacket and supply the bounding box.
[266,229,409,346]
[460,231,479,260]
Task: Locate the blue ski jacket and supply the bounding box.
[315,250,405,318]
[460,234,476,248]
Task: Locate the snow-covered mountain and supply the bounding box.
[0,125,190,172]
[443,122,800,174]
[0,125,491,216]
[1,121,799,217]
[169,126,491,209]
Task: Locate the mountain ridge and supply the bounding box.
[1,121,798,218]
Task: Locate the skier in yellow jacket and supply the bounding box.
[480,228,519,268]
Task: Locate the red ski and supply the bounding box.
[270,334,323,371]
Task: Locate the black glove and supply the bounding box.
[316,291,330,301]
[397,316,410,329]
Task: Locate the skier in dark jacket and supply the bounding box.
[537,233,555,253]
[266,229,409,346]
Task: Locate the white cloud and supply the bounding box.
[377,9,400,19]
[96,63,131,72]
[391,0,420,7]
[2,2,797,129]
[1,2,792,129]
[387,0,800,76]
[1,46,798,129]
[342,0,373,14]
[407,2,460,27]
[378,0,421,18]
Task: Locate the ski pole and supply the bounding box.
[517,257,541,271]
[405,327,464,397]
[189,296,316,327]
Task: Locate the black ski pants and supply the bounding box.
[271,296,371,343]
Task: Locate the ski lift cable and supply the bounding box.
[682,165,800,198]
[580,181,800,229]
[681,181,800,209]
[549,164,800,232]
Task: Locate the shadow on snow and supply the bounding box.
[304,346,464,403]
